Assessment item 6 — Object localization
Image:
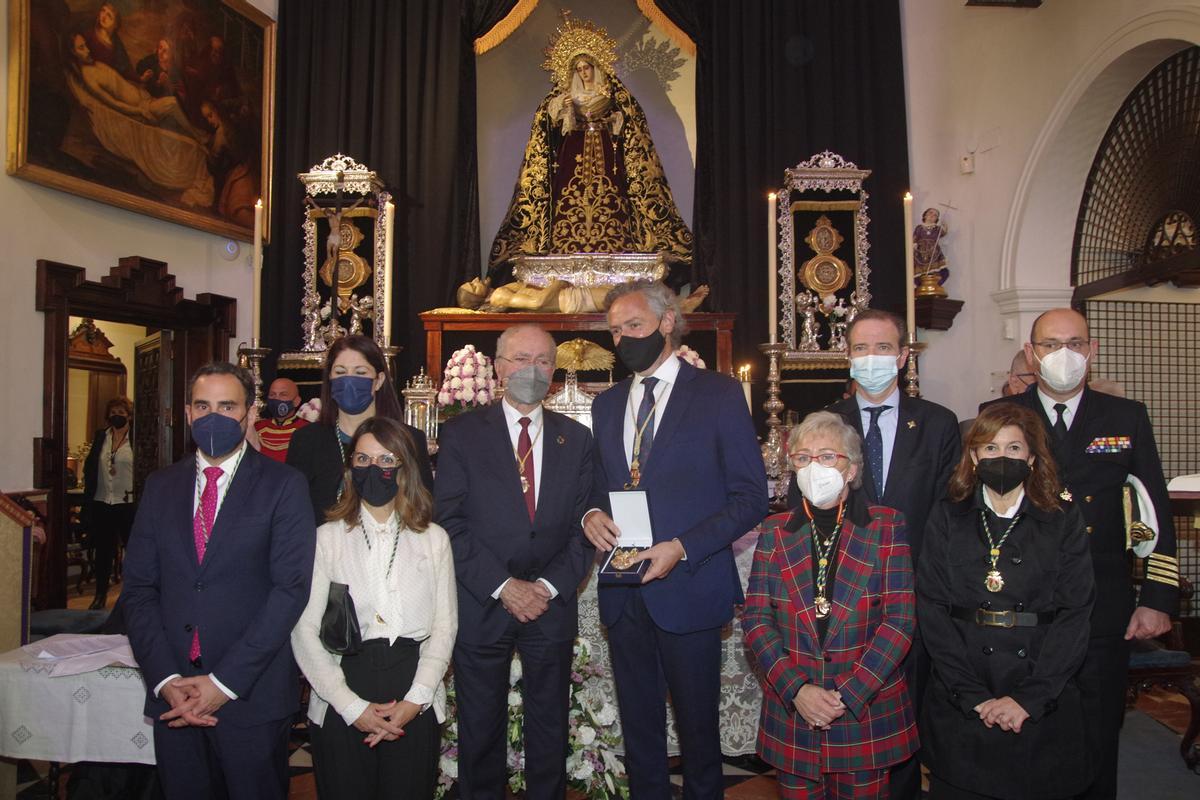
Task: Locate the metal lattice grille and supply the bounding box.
[1085,300,1199,481]
[1073,46,1200,285]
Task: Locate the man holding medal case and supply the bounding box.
[583,281,769,800]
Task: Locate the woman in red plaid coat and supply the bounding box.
[744,411,918,798]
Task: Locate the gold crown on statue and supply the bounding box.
[543,11,619,92]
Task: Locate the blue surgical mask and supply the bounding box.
[266,397,296,420]
[190,412,246,458]
[849,354,899,396]
[330,375,376,414]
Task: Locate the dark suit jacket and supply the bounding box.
[590,359,769,633]
[286,421,434,527]
[434,403,595,646]
[983,386,1179,635]
[792,394,960,562]
[122,446,316,725]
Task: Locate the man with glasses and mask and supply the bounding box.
[253,377,309,462]
[583,281,768,799]
[435,324,595,800]
[800,308,959,800]
[1003,349,1037,397]
[984,307,1178,800]
[122,362,315,800]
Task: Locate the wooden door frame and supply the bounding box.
[35,256,236,609]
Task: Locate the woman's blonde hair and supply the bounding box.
[325,417,431,532]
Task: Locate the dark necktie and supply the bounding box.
[864,405,891,499]
[634,377,660,468]
[1053,403,1069,441]
[518,417,535,522]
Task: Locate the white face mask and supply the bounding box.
[849,354,899,396]
[794,463,847,508]
[1035,347,1089,393]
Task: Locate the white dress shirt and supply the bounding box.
[493,400,558,599]
[856,386,901,495]
[622,355,681,467]
[95,429,133,505]
[1037,388,1083,431]
[153,442,248,701]
[291,513,458,727]
[982,485,1026,519]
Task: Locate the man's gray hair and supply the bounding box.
[787,410,864,489]
[604,280,689,348]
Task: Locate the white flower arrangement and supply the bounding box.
[673,345,707,370]
[436,637,629,799]
[438,344,497,412]
[296,397,321,423]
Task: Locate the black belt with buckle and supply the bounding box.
[950,606,1056,628]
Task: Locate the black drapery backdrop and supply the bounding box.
[262,0,516,380]
[263,0,908,399]
[658,0,911,377]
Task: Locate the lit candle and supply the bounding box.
[383,200,395,346]
[739,364,753,414]
[903,192,915,338]
[768,192,778,344]
[252,199,263,343]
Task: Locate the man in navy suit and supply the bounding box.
[123,362,315,800]
[584,282,768,799]
[797,309,959,800]
[435,324,595,800]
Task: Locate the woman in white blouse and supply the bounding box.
[292,417,456,799]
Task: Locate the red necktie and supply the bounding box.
[518,417,535,522]
[190,466,222,662]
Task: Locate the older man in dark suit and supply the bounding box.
[794,308,959,800]
[985,307,1178,800]
[122,362,315,800]
[435,324,595,800]
[584,281,768,799]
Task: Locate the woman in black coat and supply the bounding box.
[287,335,433,526]
[81,396,136,609]
[918,402,1095,800]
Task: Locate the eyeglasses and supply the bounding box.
[789,452,846,469]
[1032,339,1091,354]
[498,355,554,369]
[1011,372,1037,386]
[351,452,400,469]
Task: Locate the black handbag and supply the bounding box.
[319,582,362,655]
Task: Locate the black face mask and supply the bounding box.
[976,456,1031,496]
[351,465,399,507]
[617,328,667,374]
[109,414,128,430]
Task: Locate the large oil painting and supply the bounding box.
[7,0,274,241]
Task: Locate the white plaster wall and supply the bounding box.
[0,0,276,493]
[901,0,1200,419]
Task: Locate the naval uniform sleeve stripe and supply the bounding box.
[1144,573,1180,588]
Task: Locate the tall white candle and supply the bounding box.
[252,199,263,342]
[768,192,778,344]
[383,200,395,346]
[739,365,753,414]
[903,192,915,338]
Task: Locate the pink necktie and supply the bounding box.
[190,466,223,662]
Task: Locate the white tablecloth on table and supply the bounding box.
[0,636,155,765]
[575,528,765,757]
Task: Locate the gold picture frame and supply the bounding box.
[6,0,275,242]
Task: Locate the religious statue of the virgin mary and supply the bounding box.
[487,14,693,286]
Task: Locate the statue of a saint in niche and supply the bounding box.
[913,207,949,286]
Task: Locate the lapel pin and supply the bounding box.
[907,420,917,429]
[557,435,566,445]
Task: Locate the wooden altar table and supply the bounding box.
[420,311,736,383]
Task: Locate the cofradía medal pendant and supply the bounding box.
[985,569,1005,593]
[814,594,833,619]
[980,511,1021,594]
[804,498,844,621]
